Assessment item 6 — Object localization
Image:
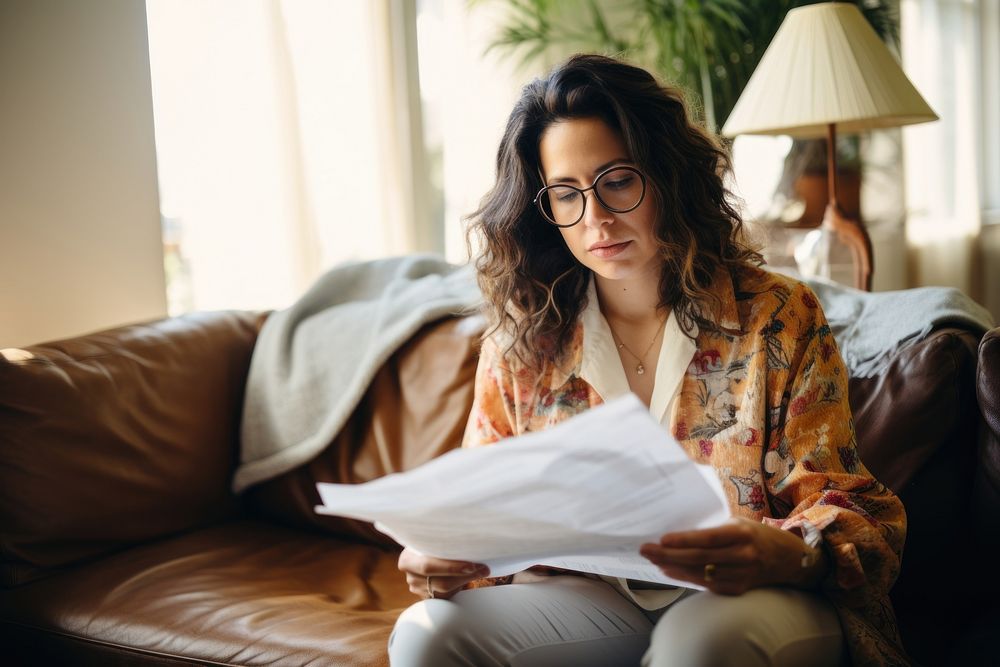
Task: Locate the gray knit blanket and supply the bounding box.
[232,255,482,493]
[802,276,994,378]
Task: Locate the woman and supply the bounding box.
[389,54,908,666]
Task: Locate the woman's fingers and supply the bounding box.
[640,553,756,594]
[398,548,490,599]
[640,542,757,566]
[405,571,486,599]
[644,558,755,583]
[406,573,468,596]
[657,519,753,548]
[397,548,489,578]
[642,518,812,592]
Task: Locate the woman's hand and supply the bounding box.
[639,517,828,595]
[398,547,490,600]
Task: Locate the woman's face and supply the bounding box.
[537,116,662,284]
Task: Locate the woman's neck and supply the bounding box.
[593,269,666,325]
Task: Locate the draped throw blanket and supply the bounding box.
[233,255,482,493]
[802,276,994,378]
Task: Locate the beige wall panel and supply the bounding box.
[0,0,166,348]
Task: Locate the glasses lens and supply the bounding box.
[540,185,584,226]
[596,167,644,212]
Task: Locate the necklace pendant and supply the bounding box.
[636,363,645,375]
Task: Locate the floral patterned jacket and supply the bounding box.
[463,265,909,666]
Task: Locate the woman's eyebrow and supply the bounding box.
[547,158,634,185]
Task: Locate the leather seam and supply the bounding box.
[0,618,236,665]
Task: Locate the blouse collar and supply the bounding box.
[579,275,697,424]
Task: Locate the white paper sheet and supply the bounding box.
[315,394,730,587]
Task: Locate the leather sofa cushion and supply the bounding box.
[0,311,265,586]
[0,520,414,666]
[244,315,483,547]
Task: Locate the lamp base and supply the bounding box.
[793,227,857,286]
[793,203,873,291]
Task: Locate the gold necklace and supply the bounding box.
[609,317,666,376]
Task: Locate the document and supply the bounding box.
[315,394,730,587]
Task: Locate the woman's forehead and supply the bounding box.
[538,117,630,182]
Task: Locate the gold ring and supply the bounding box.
[704,563,716,582]
[426,575,435,599]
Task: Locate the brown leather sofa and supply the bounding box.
[1,308,997,666]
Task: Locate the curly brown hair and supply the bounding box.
[466,53,761,370]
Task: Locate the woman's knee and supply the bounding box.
[388,599,478,667]
[643,592,768,667]
[644,589,842,667]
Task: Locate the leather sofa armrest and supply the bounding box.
[851,326,981,610]
[975,326,1000,546]
[978,326,1000,441]
[0,310,267,586]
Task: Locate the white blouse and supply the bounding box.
[516,276,699,611]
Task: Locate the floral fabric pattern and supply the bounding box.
[463,266,909,666]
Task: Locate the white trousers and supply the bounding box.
[388,575,844,667]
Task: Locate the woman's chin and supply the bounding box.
[587,259,656,283]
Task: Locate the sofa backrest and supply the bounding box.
[0,310,265,586]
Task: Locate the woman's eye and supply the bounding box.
[605,176,634,189]
[556,190,580,203]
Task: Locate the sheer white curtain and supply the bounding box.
[901,0,999,298]
[423,2,525,264]
[146,0,430,313]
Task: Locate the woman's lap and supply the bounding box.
[389,575,653,667]
[388,576,844,667]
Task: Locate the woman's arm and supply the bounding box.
[759,282,905,607]
[462,334,518,449]
[643,282,904,603]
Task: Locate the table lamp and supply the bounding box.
[721,1,938,291]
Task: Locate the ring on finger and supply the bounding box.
[426,575,436,599]
[703,563,716,582]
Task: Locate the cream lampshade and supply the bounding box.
[721,1,938,290]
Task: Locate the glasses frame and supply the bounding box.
[533,165,647,228]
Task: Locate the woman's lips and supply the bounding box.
[589,241,631,258]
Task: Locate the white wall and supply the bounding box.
[0,0,166,348]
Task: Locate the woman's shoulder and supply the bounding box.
[727,264,826,332]
[730,263,808,296]
[480,321,582,382]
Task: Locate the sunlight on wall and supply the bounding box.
[730,135,791,222]
[902,0,981,246]
[420,2,525,265]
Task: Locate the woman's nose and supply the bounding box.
[581,191,614,228]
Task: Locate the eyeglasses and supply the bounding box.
[533,165,647,228]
